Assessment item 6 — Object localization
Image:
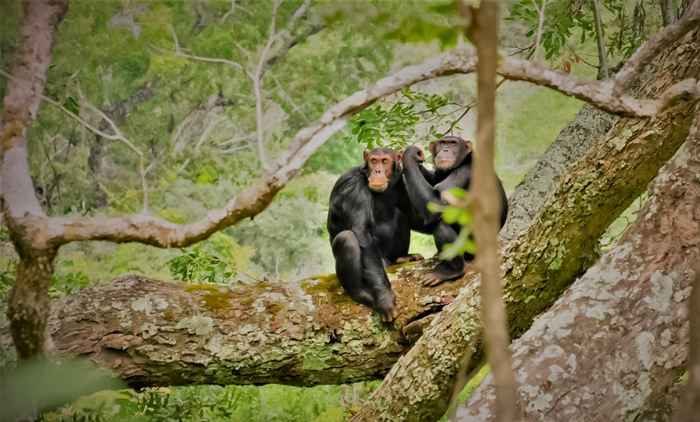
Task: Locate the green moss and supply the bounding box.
[184,284,232,313]
[301,275,341,295]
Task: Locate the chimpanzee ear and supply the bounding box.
[363,149,370,163]
[395,150,403,171]
[429,141,437,156]
[463,139,473,152]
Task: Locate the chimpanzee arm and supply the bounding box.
[434,163,471,193]
[403,152,443,225]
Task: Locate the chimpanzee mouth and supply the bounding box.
[369,183,388,192]
[436,159,453,169]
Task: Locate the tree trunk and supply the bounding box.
[1,0,69,360]
[7,249,57,359]
[351,27,700,422]
[459,113,700,421]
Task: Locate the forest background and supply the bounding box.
[0,0,671,420]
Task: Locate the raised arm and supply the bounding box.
[402,146,442,226]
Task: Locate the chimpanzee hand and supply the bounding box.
[403,145,425,163]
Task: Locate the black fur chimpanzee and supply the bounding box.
[327,148,415,322]
[402,135,508,286]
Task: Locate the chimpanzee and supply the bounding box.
[402,135,508,286]
[327,148,414,322]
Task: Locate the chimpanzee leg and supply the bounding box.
[424,222,466,286]
[360,245,397,322]
[331,231,374,308]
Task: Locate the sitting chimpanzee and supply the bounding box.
[402,135,508,286]
[327,148,415,322]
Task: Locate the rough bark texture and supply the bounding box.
[7,249,57,359]
[351,26,700,422]
[460,113,700,422]
[500,104,615,242]
[674,265,700,421]
[0,260,472,387]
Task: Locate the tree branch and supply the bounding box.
[18,44,692,249]
[0,261,471,387]
[530,0,548,61]
[251,0,282,170]
[40,48,478,248]
[468,1,519,421]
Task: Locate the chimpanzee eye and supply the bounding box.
[382,158,388,164]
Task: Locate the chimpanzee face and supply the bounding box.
[363,148,402,192]
[429,136,472,170]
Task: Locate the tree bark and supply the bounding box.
[351,26,700,422]
[674,258,700,419]
[459,111,700,421]
[500,105,615,242]
[0,260,471,387]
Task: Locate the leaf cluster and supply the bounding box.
[347,88,455,150]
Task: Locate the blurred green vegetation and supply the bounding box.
[0,0,666,420]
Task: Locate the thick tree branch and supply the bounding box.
[0,0,68,225]
[40,49,479,248]
[0,261,472,387]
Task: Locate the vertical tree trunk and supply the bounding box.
[467,1,518,420]
[459,112,700,421]
[1,0,69,359]
[8,249,57,359]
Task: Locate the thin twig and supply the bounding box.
[530,0,548,61]
[591,0,609,79]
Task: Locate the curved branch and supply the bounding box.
[42,49,478,248]
[35,45,698,249]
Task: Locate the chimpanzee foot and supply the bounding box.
[380,306,398,323]
[421,261,465,287]
[396,254,425,264]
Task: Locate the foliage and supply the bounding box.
[230,173,335,277]
[508,0,664,63]
[347,88,463,150]
[168,233,254,284]
[41,383,362,422]
[427,187,477,259]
